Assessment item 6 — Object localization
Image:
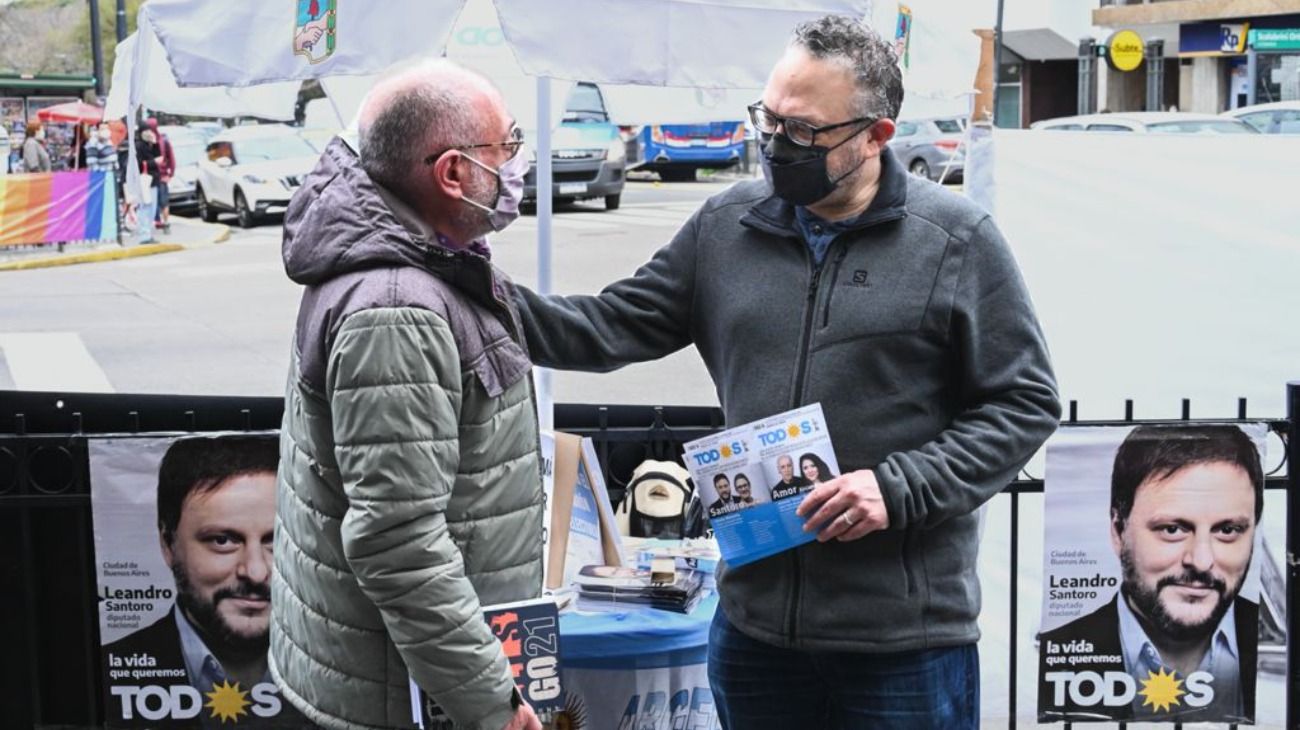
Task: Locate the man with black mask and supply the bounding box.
[512,15,1059,728]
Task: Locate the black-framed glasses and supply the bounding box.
[747,103,876,147]
[424,125,525,165]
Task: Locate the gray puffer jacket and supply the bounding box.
[271,138,544,730]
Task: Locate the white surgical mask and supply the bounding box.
[460,147,528,232]
[98,129,112,141]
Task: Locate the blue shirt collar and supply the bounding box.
[174,605,227,690]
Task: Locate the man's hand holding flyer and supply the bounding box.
[683,404,840,566]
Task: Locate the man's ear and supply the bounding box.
[430,151,465,200]
[871,118,896,144]
[865,119,896,157]
[159,527,176,569]
[1109,509,1125,556]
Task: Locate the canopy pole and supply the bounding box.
[535,74,554,432]
[992,0,1005,126]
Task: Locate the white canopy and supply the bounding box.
[103,28,300,122]
[140,0,464,88]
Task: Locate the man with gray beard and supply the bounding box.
[1038,425,1262,723]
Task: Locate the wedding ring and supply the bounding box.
[841,511,857,527]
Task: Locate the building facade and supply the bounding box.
[1091,0,1300,113]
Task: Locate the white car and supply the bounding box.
[1221,101,1300,134]
[1031,112,1258,134]
[195,125,319,227]
[158,125,208,212]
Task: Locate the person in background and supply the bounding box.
[22,121,51,173]
[85,123,118,174]
[69,123,88,170]
[135,127,162,244]
[146,117,176,233]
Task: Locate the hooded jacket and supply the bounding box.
[271,138,544,730]
[514,148,1060,653]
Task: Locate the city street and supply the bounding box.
[0,178,736,403]
[2,168,1293,727]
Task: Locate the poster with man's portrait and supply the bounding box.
[90,434,305,728]
[1038,424,1266,724]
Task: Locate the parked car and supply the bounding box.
[891,117,966,183]
[524,82,625,210]
[1221,101,1300,134]
[1031,112,1258,134]
[157,125,207,212]
[195,125,319,228]
[185,121,224,143]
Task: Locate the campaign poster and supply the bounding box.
[1038,424,1267,724]
[90,434,306,727]
[412,598,562,728]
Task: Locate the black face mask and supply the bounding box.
[760,126,870,207]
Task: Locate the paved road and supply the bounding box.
[0,179,735,402]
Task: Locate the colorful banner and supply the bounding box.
[90,434,305,727]
[1038,424,1267,724]
[0,171,117,246]
[894,4,913,69]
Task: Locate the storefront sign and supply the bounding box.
[1250,28,1300,51]
[1106,30,1145,72]
[1221,23,1249,53]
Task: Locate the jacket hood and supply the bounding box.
[282,137,428,286]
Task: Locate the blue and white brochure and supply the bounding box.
[683,404,840,567]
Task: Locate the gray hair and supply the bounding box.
[790,15,904,121]
[358,69,487,195]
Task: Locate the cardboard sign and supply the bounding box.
[545,432,623,590]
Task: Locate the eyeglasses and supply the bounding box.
[424,125,525,165]
[747,103,877,147]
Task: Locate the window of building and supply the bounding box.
[1255,53,1300,103]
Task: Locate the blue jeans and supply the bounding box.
[707,608,979,730]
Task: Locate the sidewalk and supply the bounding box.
[0,217,231,272]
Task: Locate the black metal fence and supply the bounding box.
[2,388,1296,729]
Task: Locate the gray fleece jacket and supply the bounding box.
[515,147,1060,652]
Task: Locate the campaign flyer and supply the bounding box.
[89,434,304,728]
[411,598,563,727]
[1037,424,1266,724]
[683,404,839,567]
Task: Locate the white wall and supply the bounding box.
[987,130,1300,419]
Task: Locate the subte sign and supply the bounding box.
[1105,30,1145,72]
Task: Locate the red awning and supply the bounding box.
[35,100,104,124]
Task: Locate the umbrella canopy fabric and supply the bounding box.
[104,28,300,122]
[142,0,465,88]
[35,100,104,124]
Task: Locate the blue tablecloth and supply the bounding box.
[559,593,719,669]
[557,594,722,728]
